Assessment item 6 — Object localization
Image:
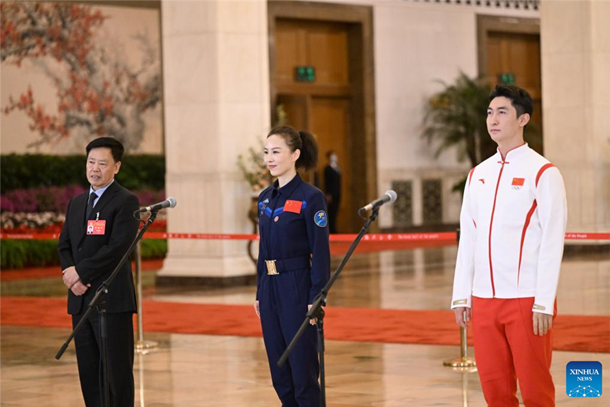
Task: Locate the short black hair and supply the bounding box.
[85,137,125,162]
[489,85,533,118]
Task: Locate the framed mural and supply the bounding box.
[0,1,163,154]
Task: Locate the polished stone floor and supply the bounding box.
[2,247,609,406]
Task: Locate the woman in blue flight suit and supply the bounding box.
[253,126,331,407]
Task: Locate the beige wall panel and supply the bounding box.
[541,0,610,236]
[163,34,220,106]
[162,0,218,35]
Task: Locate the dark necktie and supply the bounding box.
[85,192,98,221]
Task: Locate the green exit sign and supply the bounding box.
[499,72,515,85]
[295,66,315,82]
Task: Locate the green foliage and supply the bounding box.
[117,155,166,192]
[423,72,492,168]
[1,239,167,269]
[452,178,467,195]
[422,72,542,193]
[139,239,167,259]
[1,154,165,192]
[1,154,86,191]
[1,239,58,269]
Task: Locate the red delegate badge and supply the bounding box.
[284,200,303,214]
[86,220,106,235]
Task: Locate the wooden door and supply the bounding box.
[273,19,354,233]
[274,19,350,90]
[310,97,351,233]
[486,32,543,153]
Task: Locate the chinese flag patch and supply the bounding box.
[284,200,303,214]
[512,178,525,186]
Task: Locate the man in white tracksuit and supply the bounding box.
[451,85,567,406]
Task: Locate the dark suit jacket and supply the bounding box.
[324,165,341,204]
[58,180,139,315]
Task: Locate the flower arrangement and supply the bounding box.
[0,186,167,232]
[1,185,86,213]
[237,139,272,192]
[1,185,165,213]
[0,214,167,234]
[1,211,65,232]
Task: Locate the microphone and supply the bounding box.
[359,190,397,212]
[134,197,177,214]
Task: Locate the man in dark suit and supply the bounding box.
[323,150,342,234]
[58,137,139,407]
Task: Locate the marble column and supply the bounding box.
[540,0,610,240]
[158,0,270,284]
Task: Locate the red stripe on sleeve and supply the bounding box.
[536,163,555,187]
[468,167,476,186]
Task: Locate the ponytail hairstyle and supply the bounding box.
[267,125,319,171]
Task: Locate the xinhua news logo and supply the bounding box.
[566,361,602,398]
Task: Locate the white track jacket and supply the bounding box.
[451,144,567,315]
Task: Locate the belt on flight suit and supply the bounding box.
[265,256,311,275]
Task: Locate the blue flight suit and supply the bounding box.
[257,173,331,407]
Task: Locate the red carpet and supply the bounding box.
[1,297,608,353]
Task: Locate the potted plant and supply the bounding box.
[422,72,541,193]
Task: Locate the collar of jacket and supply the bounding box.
[273,173,303,197]
[496,143,530,162]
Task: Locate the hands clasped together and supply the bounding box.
[62,266,91,296]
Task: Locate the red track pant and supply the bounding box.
[472,297,555,407]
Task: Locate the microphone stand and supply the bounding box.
[278,207,381,407]
[56,210,159,407]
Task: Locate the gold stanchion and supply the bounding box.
[444,227,476,371]
[134,241,158,354]
[460,369,471,406]
[137,352,146,407]
[443,311,476,370]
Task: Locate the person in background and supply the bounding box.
[323,150,342,234]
